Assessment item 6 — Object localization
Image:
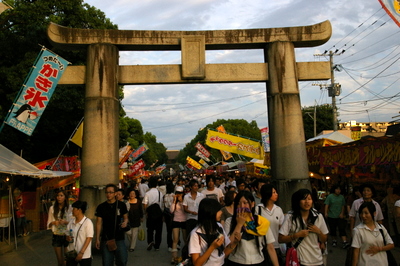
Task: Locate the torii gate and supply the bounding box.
[48,21,331,214]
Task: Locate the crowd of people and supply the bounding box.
[44,173,400,266]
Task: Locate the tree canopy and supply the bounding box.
[302,104,334,140]
[0,0,167,167]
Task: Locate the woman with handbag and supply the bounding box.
[170,186,187,264]
[125,188,143,252]
[66,201,94,266]
[351,201,395,266]
[224,190,279,266]
[278,189,328,266]
[47,190,73,266]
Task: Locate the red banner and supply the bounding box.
[128,159,145,177]
[195,142,210,158]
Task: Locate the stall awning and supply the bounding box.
[0,144,73,178]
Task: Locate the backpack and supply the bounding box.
[146,191,163,220]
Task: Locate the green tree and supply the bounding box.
[0,0,117,162]
[142,132,168,168]
[176,119,261,165]
[302,104,334,140]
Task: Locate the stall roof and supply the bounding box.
[306,131,354,143]
[0,144,73,178]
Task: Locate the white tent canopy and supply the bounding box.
[0,144,73,178]
[306,131,354,143]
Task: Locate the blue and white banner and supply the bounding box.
[4,48,69,136]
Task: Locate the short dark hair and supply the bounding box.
[105,184,117,192]
[260,184,277,205]
[72,201,88,214]
[148,177,158,188]
[359,183,376,197]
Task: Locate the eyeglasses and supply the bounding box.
[105,191,115,194]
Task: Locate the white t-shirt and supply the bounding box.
[349,198,384,227]
[66,216,94,259]
[255,204,284,249]
[189,224,230,266]
[279,211,329,266]
[201,187,224,203]
[143,188,164,210]
[351,222,393,266]
[183,192,205,220]
[394,199,400,208]
[224,216,275,265]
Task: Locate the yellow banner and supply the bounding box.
[186,156,202,169]
[206,130,263,159]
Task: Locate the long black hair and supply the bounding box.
[197,198,222,234]
[260,184,277,206]
[290,189,317,231]
[229,190,255,235]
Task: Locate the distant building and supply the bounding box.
[339,121,398,138]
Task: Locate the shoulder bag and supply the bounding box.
[379,226,398,266]
[65,218,87,260]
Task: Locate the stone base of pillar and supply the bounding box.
[276,179,311,213]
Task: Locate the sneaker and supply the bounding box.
[342,242,350,249]
[147,242,154,251]
[155,248,160,251]
[168,247,172,252]
[332,240,337,247]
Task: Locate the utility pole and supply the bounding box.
[313,51,341,131]
[330,51,337,130]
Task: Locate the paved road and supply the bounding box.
[1,224,400,265]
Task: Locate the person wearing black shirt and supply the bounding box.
[95,184,129,266]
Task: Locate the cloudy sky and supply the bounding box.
[84,0,400,150]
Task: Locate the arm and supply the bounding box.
[267,243,279,266]
[396,206,400,218]
[349,216,355,237]
[339,205,345,219]
[76,236,93,261]
[352,248,359,266]
[278,229,310,243]
[191,236,225,266]
[95,217,102,250]
[324,204,329,218]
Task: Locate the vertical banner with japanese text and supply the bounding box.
[260,127,270,152]
[4,48,69,136]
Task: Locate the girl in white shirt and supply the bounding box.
[47,190,73,266]
[189,198,238,266]
[351,201,394,266]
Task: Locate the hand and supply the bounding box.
[210,235,224,249]
[307,223,322,235]
[366,245,380,256]
[121,221,128,228]
[236,208,249,226]
[65,235,72,242]
[76,252,83,261]
[339,213,344,219]
[95,239,100,250]
[298,229,311,238]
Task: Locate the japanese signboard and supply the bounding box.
[195,142,211,157]
[4,48,69,136]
